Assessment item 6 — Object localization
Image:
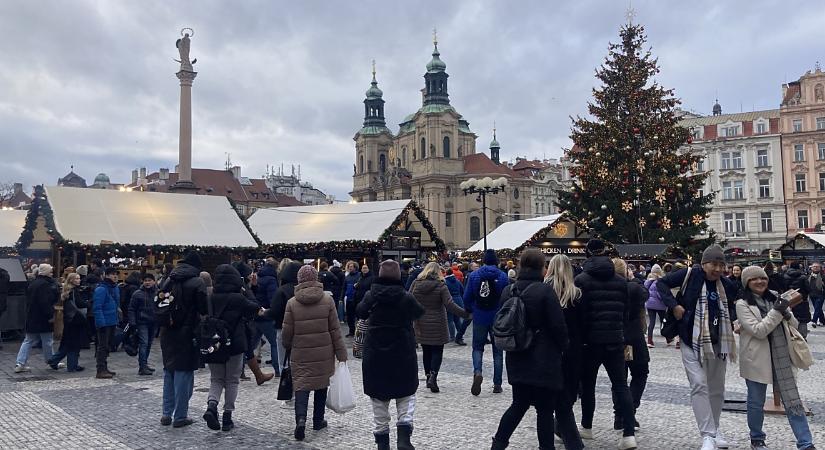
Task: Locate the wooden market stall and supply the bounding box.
[464,214,590,261]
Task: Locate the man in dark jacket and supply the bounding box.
[785,262,811,337]
[808,262,825,328]
[318,261,341,318]
[160,252,207,428]
[656,244,738,450]
[15,263,58,373]
[357,260,425,450]
[252,261,280,376]
[120,271,142,319]
[93,267,120,378]
[463,249,509,396]
[269,261,302,376]
[575,240,637,449]
[129,273,158,376]
[330,260,346,322]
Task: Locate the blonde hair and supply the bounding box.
[62,273,80,301]
[544,254,580,308]
[417,262,444,282]
[647,264,664,280]
[612,258,630,280]
[278,258,293,274]
[199,271,213,287]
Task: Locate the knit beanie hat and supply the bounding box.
[378,260,401,281]
[701,244,725,265]
[38,263,53,277]
[483,249,499,266]
[741,266,768,289]
[76,265,89,276]
[181,251,203,270]
[586,239,606,257]
[297,264,318,284]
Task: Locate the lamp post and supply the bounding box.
[461,177,508,251]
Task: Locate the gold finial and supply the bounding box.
[371,59,376,81]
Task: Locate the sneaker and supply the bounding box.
[138,367,153,376]
[493,385,503,394]
[160,416,172,426]
[14,364,31,373]
[701,436,716,450]
[280,400,294,410]
[173,418,194,428]
[715,433,729,449]
[48,362,60,370]
[58,362,66,369]
[68,366,85,372]
[579,427,593,440]
[471,373,483,396]
[750,440,768,450]
[812,323,818,328]
[618,436,637,450]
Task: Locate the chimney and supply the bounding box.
[230,166,241,180]
[140,167,146,179]
[131,169,138,185]
[159,168,170,180]
[13,183,22,194]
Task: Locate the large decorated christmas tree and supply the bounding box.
[556,22,718,256]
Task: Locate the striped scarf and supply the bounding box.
[754,296,805,416]
[691,280,736,363]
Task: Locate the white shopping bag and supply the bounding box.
[326,361,356,414]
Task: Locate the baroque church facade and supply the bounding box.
[351,39,535,250]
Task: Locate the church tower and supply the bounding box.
[489,126,501,164]
[352,62,394,202]
[423,33,449,107]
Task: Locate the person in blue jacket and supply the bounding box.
[93,267,120,379]
[463,249,509,395]
[252,260,280,375]
[444,267,467,345]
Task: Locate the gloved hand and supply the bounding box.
[773,298,790,312]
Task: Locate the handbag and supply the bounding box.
[787,323,813,370]
[53,301,65,341]
[277,349,293,401]
[661,267,691,340]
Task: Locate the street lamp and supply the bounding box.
[461,176,508,251]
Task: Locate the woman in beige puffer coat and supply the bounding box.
[410,262,469,393]
[282,265,347,441]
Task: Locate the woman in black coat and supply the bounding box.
[48,273,89,372]
[356,260,424,450]
[492,249,569,450]
[201,264,263,432]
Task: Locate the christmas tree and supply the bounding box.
[556,22,717,255]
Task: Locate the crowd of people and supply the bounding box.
[5,242,820,450]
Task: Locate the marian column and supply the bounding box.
[171,29,197,190]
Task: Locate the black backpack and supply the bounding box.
[154,279,186,329]
[476,276,501,310]
[121,323,139,357]
[198,295,232,364]
[492,284,535,352]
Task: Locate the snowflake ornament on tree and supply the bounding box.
[622,201,633,212]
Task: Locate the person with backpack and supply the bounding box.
[490,249,569,450]
[200,264,264,432]
[159,252,207,428]
[410,262,469,393]
[357,259,425,450]
[463,249,509,396]
[575,239,637,450]
[93,267,120,379]
[128,273,158,376]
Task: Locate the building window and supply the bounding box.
[723,213,734,233]
[817,117,825,130]
[819,143,825,160]
[735,213,746,234]
[379,154,387,173]
[794,144,805,161]
[359,155,364,173]
[722,181,743,200]
[822,209,825,226]
[756,149,769,167]
[798,210,809,229]
[756,122,767,134]
[495,216,505,228]
[443,136,450,158]
[760,212,773,232]
[733,180,744,199]
[793,119,803,132]
[721,152,731,170]
[470,216,481,241]
[514,188,520,199]
[820,173,825,191]
[421,138,426,158]
[445,211,452,227]
[723,126,739,137]
[696,157,705,172]
[795,173,807,192]
[721,151,742,169]
[758,179,770,198]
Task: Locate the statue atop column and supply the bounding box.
[175,28,197,72]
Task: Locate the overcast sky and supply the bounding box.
[1,1,823,200]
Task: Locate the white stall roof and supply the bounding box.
[249,200,411,244]
[466,214,561,252]
[0,210,27,248]
[44,186,258,247]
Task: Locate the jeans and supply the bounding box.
[208,353,244,411]
[681,343,726,438]
[346,299,357,335]
[421,344,444,374]
[137,323,155,370]
[472,322,503,386]
[447,296,464,340]
[95,326,114,372]
[162,369,195,422]
[275,328,287,372]
[16,332,54,366]
[580,344,636,437]
[647,309,666,340]
[811,296,824,325]
[797,322,808,339]
[49,347,80,371]
[371,395,415,435]
[494,383,558,449]
[295,388,328,422]
[252,320,279,372]
[336,298,345,322]
[746,379,813,449]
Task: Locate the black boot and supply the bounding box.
[491,437,508,450]
[221,411,234,432]
[397,424,415,450]
[429,371,440,393]
[203,401,220,430]
[375,432,391,450]
[294,416,306,441]
[425,372,433,390]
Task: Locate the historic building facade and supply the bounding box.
[350,41,534,249]
[511,157,572,216]
[679,104,787,253]
[781,65,825,234]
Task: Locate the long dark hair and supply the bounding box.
[740,283,778,307]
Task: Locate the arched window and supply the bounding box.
[495,216,505,228]
[513,188,520,199]
[421,138,426,158]
[443,136,451,158]
[379,154,387,173]
[402,147,407,166]
[358,155,364,173]
[470,217,481,241]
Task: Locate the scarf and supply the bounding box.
[691,279,736,363]
[753,296,805,416]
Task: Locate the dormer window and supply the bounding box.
[755,122,767,134]
[722,125,739,137]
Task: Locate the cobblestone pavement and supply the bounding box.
[1,325,823,450]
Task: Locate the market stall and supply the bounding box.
[778,232,825,266]
[249,199,444,268]
[464,214,590,261]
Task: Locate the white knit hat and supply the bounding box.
[38,263,54,277]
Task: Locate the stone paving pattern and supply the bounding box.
[1,325,823,449]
